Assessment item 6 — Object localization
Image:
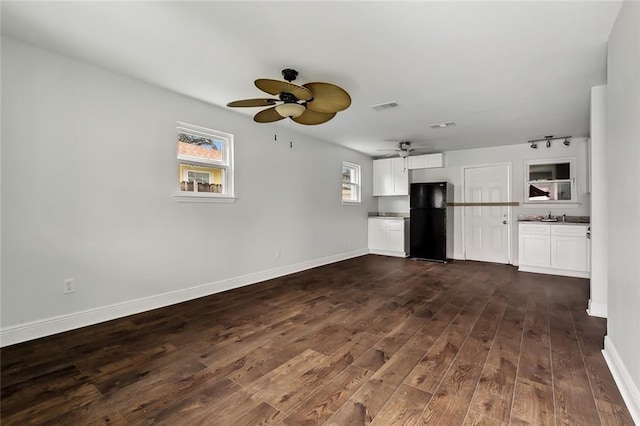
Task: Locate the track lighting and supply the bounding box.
[527,135,572,149]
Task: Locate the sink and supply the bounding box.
[541,218,558,222]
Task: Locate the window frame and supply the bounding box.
[342,161,361,204]
[175,122,235,203]
[524,157,576,204]
[185,170,212,184]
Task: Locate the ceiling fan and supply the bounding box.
[377,141,432,158]
[226,68,351,125]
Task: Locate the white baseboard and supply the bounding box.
[602,336,640,424]
[587,299,608,318]
[0,249,369,347]
[518,265,590,278]
[368,249,408,258]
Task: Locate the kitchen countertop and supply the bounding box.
[368,212,409,219]
[518,220,590,226]
[517,215,590,225]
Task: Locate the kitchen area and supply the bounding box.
[367,137,593,281]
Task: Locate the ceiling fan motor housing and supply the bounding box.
[279,92,299,103]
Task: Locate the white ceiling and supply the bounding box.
[1,1,622,157]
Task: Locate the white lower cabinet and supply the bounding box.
[519,224,551,268]
[368,218,409,257]
[550,226,590,272]
[518,223,590,278]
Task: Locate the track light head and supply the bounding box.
[546,140,552,148]
[563,138,571,146]
[530,142,538,149]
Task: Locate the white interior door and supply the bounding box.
[464,164,510,264]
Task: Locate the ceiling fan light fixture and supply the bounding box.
[275,103,305,118]
[399,150,410,158]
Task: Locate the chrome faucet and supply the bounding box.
[548,211,552,220]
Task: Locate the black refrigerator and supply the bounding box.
[410,182,453,262]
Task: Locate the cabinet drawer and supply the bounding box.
[551,225,587,237]
[368,218,387,228]
[519,223,550,235]
[387,220,404,231]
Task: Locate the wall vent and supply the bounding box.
[371,101,398,111]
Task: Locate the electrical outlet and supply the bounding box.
[63,278,75,294]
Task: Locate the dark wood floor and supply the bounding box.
[1,255,633,425]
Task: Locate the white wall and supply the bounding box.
[378,141,590,262]
[589,85,608,318]
[0,38,375,344]
[602,2,640,422]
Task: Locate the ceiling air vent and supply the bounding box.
[371,101,398,111]
[429,121,456,129]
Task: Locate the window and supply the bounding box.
[342,161,361,204]
[176,122,234,201]
[525,158,576,203]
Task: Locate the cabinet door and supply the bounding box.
[373,159,392,196]
[407,155,427,170]
[368,219,388,250]
[387,220,405,253]
[425,153,443,168]
[391,157,409,195]
[551,236,588,271]
[519,234,551,267]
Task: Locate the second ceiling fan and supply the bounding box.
[227,68,351,125]
[377,141,432,158]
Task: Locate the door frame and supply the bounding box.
[461,162,513,264]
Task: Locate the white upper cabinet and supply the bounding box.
[373,158,408,196]
[407,153,443,170]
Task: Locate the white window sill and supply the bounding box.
[522,202,580,209]
[342,200,362,206]
[174,192,237,203]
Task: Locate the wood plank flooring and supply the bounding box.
[1,255,633,425]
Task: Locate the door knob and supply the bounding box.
[503,220,507,224]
